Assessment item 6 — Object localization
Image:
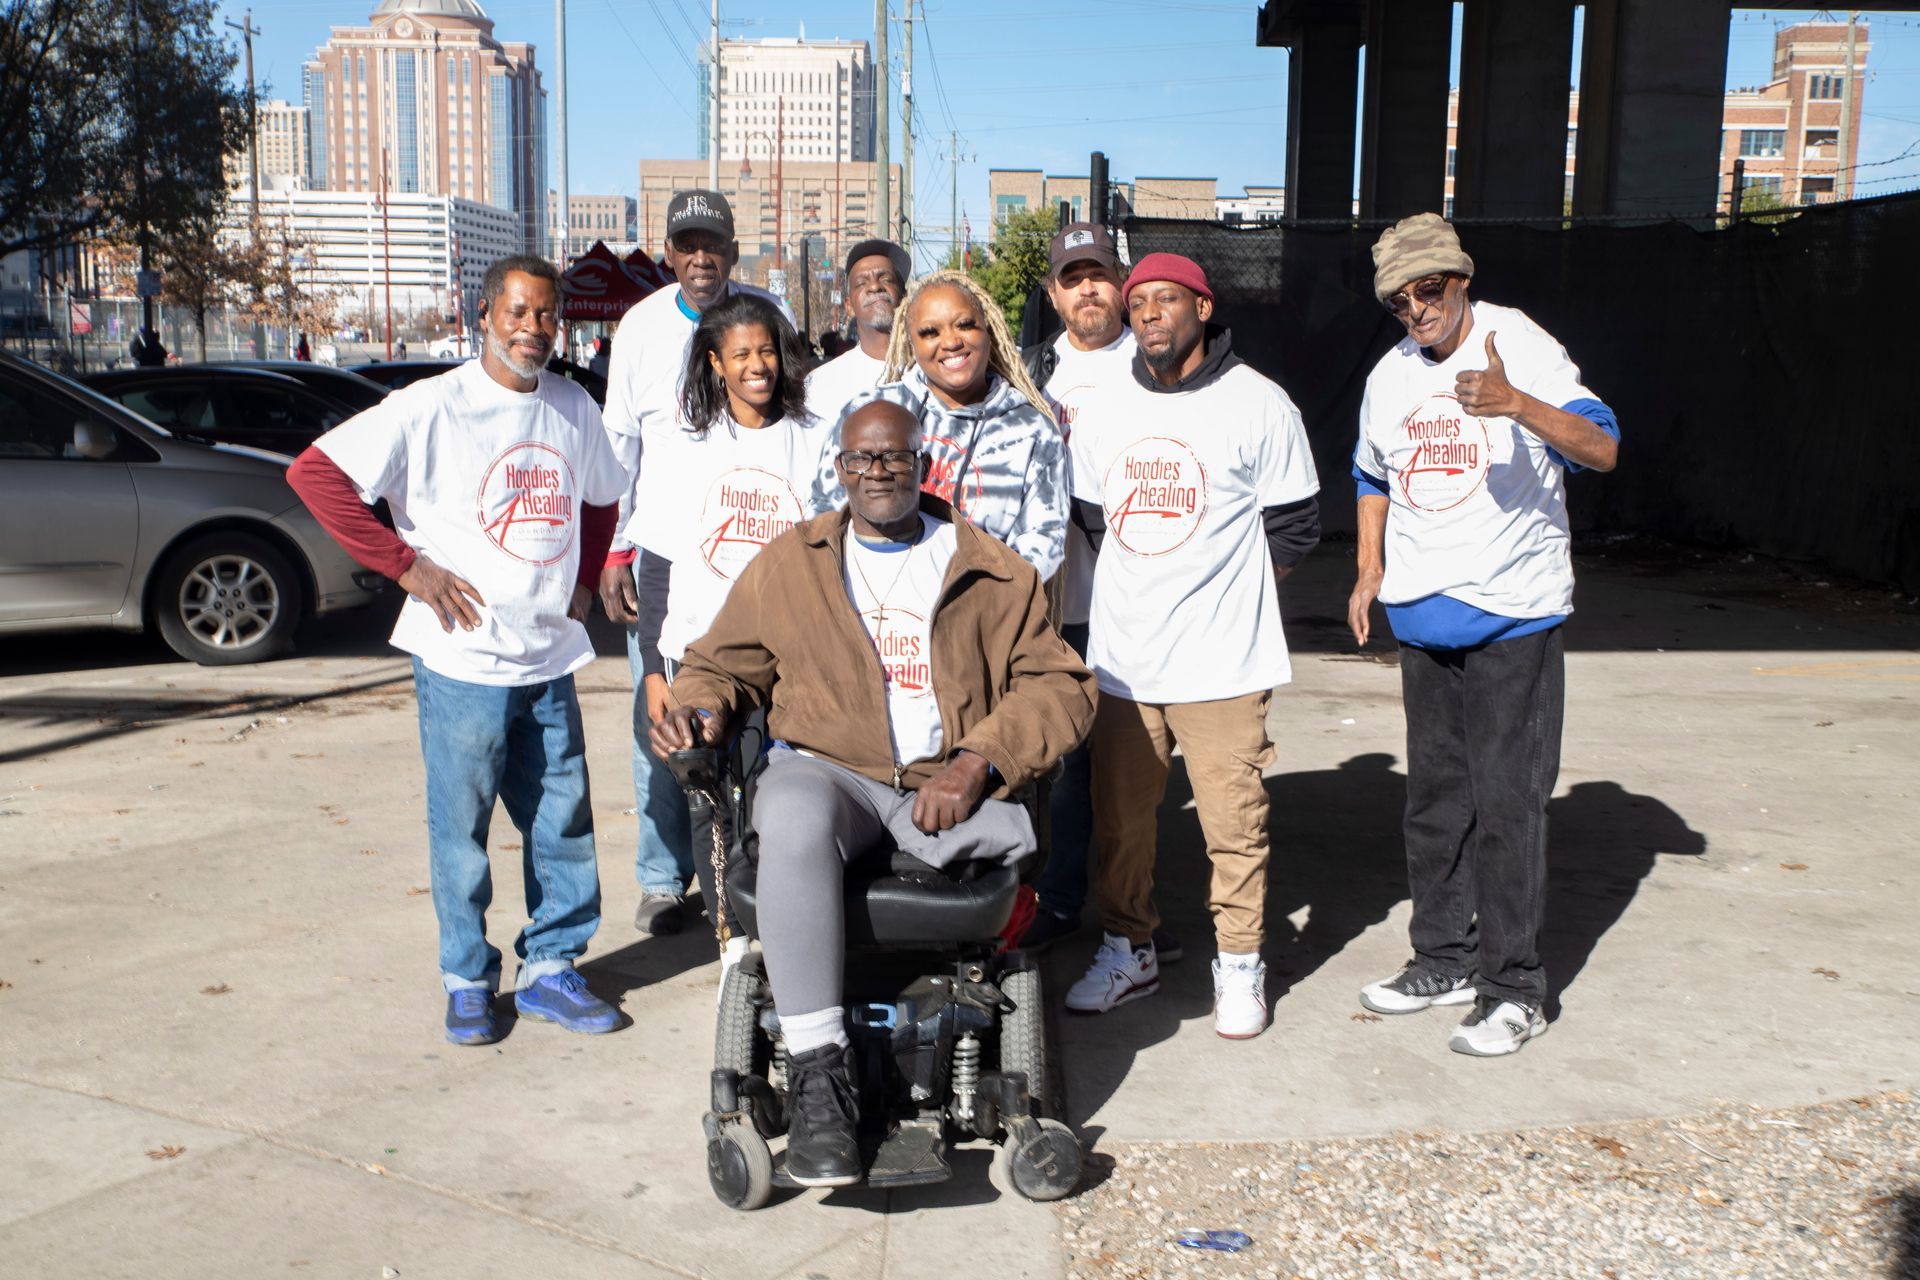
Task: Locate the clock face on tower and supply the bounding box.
[394,16,414,36]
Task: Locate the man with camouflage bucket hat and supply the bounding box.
[1349,212,1620,1057]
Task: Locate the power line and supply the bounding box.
[600,0,697,123]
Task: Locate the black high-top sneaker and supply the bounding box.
[784,1042,862,1187]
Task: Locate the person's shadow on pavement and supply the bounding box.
[1052,752,1411,1129]
[1541,779,1707,1021]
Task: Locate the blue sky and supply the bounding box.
[221,1,1920,259]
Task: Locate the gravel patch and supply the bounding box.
[1060,1091,1918,1279]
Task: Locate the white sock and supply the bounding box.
[720,935,750,966]
[1217,950,1262,969]
[779,1006,849,1055]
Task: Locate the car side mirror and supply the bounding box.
[71,418,115,460]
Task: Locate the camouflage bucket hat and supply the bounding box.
[1371,212,1475,302]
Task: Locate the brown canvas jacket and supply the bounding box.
[670,494,1096,797]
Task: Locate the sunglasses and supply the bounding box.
[837,449,919,475]
[1384,275,1452,315]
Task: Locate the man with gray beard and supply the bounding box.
[805,239,910,430]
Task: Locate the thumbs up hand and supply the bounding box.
[1454,332,1523,419]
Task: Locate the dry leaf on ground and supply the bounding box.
[199,983,231,996]
[146,1145,185,1160]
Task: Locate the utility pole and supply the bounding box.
[775,96,785,269]
[130,0,154,344]
[901,1,912,250]
[956,128,967,260]
[381,146,394,358]
[1838,11,1858,200]
[225,10,262,225]
[708,0,720,191]
[226,9,265,358]
[874,0,889,243]
[555,0,569,263]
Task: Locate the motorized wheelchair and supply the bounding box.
[666,734,1084,1211]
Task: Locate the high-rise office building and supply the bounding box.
[225,99,312,194]
[302,0,546,252]
[697,35,875,166]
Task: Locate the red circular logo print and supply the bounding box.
[477,441,576,565]
[1102,436,1208,557]
[1398,393,1491,512]
[696,466,803,580]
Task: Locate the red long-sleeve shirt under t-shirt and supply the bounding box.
[286,447,617,593]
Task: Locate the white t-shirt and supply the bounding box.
[842,513,958,768]
[1044,328,1137,627]
[631,410,829,661]
[1354,302,1596,618]
[602,282,791,548]
[316,361,627,686]
[1070,358,1319,703]
[804,344,888,438]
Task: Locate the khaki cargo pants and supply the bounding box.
[1090,688,1275,954]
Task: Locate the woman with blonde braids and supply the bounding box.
[811,269,1069,580]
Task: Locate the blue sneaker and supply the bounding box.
[514,969,620,1034]
[445,988,500,1046]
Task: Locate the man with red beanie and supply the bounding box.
[1062,252,1320,1040]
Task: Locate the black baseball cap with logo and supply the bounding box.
[844,238,911,283]
[1050,222,1122,277]
[666,189,735,241]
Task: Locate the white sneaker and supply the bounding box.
[1065,932,1159,1013]
[1211,955,1268,1040]
[1449,996,1547,1057]
[1359,960,1476,1015]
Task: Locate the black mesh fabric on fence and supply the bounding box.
[1121,193,1920,592]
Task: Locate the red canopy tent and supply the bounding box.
[624,247,676,293]
[558,241,667,323]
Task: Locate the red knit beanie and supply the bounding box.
[1124,252,1213,303]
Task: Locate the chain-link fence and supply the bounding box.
[1122,191,1920,592]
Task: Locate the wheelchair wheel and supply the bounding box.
[715,956,761,1077]
[715,955,786,1137]
[998,964,1055,1118]
[707,1122,773,1211]
[990,1118,1082,1203]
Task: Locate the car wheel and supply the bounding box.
[152,532,304,665]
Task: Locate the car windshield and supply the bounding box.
[29,361,180,440]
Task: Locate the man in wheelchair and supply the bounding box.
[650,398,1096,1195]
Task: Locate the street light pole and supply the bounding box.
[555,0,569,263]
[708,0,720,191]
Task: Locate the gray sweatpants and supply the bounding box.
[753,747,1036,1015]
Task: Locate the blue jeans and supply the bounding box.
[1036,622,1095,918]
[413,658,603,993]
[626,618,694,894]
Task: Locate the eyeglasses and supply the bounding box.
[837,449,919,475]
[1384,275,1452,315]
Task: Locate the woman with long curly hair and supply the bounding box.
[811,269,1068,581]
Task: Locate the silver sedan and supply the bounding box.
[0,350,382,665]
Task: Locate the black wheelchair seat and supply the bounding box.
[725,849,1025,947]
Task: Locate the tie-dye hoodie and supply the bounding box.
[808,367,1069,581]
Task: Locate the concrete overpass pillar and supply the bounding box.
[1359,0,1454,220]
[1284,19,1364,221]
[1452,0,1576,219]
[1572,0,1731,221]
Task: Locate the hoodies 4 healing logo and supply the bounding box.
[478,442,576,564]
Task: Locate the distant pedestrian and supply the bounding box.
[129,326,167,368]
[1063,253,1320,1041]
[1350,212,1619,1057]
[394,339,409,360]
[589,335,611,380]
[294,334,312,362]
[286,254,629,1046]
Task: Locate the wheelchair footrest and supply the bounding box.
[864,1120,951,1188]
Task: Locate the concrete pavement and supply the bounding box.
[1,547,1914,1277]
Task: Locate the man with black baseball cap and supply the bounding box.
[805,238,911,435]
[598,187,794,939]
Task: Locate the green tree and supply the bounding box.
[962,209,1056,326]
[0,0,246,256]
